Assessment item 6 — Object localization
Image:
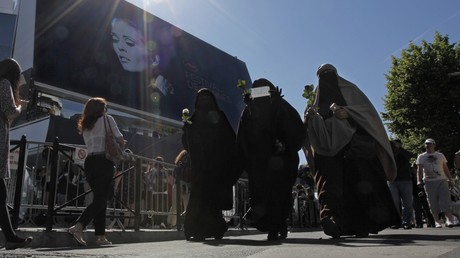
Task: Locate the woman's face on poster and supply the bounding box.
[111,18,147,72]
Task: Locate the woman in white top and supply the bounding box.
[68,97,124,246]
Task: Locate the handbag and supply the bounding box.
[104,115,126,163]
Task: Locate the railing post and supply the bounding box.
[175,171,182,231]
[12,135,27,229]
[46,137,60,231]
[134,158,142,232]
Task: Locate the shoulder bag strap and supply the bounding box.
[103,115,107,133]
[104,115,114,135]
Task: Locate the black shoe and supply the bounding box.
[141,222,151,228]
[403,224,412,230]
[279,228,288,240]
[267,231,280,241]
[390,225,401,229]
[320,217,341,238]
[192,236,205,242]
[5,237,33,250]
[415,224,423,228]
[355,232,369,238]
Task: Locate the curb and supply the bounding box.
[1,227,262,248]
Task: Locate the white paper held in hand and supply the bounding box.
[250,86,271,99]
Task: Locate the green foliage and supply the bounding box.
[237,79,250,95]
[302,84,316,107]
[181,108,192,124]
[383,32,460,166]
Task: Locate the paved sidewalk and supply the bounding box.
[1,227,459,258]
[0,226,262,249]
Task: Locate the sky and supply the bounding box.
[127,0,460,163]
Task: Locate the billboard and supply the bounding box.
[0,12,16,60]
[34,0,250,127]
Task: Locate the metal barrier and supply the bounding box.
[6,136,252,232]
[291,184,320,228]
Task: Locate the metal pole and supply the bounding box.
[11,135,27,229]
[46,137,59,231]
[175,170,182,231]
[134,158,141,232]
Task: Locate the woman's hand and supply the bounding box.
[116,137,126,147]
[20,99,29,110]
[304,107,318,122]
[333,108,349,120]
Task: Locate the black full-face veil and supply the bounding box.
[316,65,347,118]
[246,78,279,120]
[194,88,219,112]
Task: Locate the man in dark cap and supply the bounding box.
[305,64,400,238]
[237,78,305,240]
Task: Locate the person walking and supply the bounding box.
[182,88,241,241]
[454,149,460,170]
[304,64,400,238]
[416,138,457,228]
[237,78,305,240]
[143,156,170,229]
[167,149,192,228]
[388,139,414,229]
[0,58,33,250]
[68,97,125,246]
[411,163,435,228]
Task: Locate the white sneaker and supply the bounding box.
[68,224,87,246]
[435,222,442,228]
[445,218,457,228]
[95,236,112,245]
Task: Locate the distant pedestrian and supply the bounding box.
[454,149,460,170]
[388,139,414,229]
[416,138,457,227]
[143,156,170,229]
[411,163,435,228]
[167,149,192,228]
[0,58,33,250]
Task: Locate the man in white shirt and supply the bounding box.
[416,138,457,227]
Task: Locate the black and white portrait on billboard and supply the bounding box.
[34,0,249,126]
[110,3,177,116]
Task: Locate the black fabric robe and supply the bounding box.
[308,64,400,237]
[237,79,305,234]
[182,88,240,240]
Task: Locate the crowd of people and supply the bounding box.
[1,58,459,249]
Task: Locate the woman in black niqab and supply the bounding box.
[237,78,305,241]
[182,88,241,241]
[307,64,400,238]
[316,69,347,119]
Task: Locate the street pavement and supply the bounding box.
[1,226,459,257]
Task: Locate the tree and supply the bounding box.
[383,32,460,168]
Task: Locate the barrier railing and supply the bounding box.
[7,136,257,232]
